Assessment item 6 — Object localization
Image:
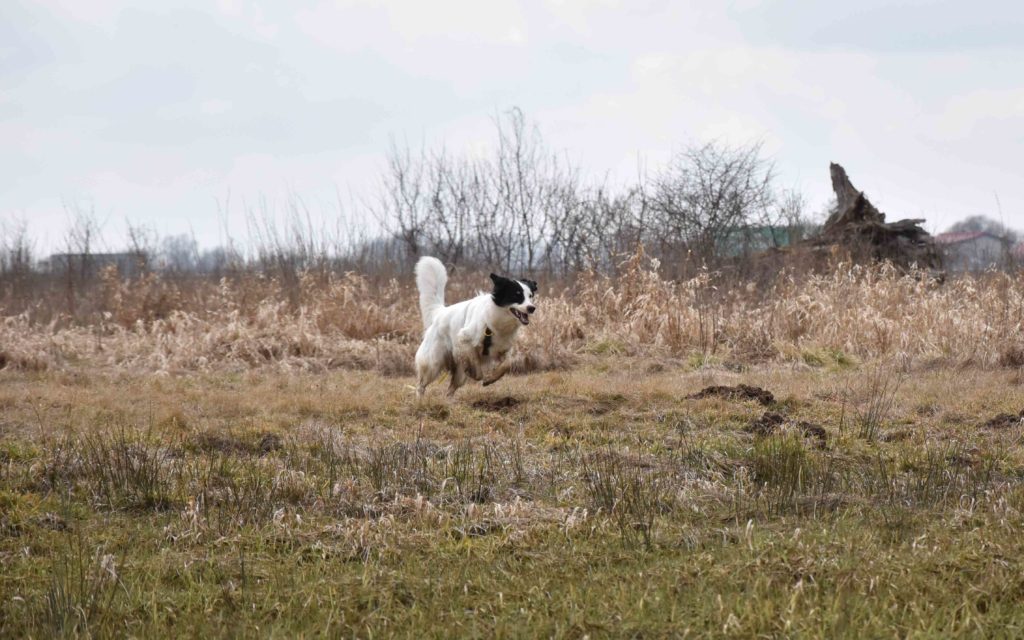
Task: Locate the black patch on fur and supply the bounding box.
[490,273,525,307]
[520,279,538,294]
[482,329,493,356]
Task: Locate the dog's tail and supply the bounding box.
[414,256,447,329]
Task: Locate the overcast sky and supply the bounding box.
[3,0,1023,253]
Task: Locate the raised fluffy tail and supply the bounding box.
[414,256,447,329]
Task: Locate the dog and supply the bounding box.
[414,256,537,398]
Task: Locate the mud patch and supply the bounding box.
[37,512,68,531]
[747,411,785,436]
[880,429,913,443]
[797,421,828,446]
[414,403,451,420]
[689,384,775,407]
[746,411,827,446]
[257,433,283,455]
[998,346,1024,368]
[471,396,520,412]
[191,431,283,456]
[587,393,627,416]
[981,410,1024,430]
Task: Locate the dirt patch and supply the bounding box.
[880,429,913,443]
[192,432,252,456]
[542,394,626,416]
[747,411,785,436]
[946,452,978,469]
[796,421,828,446]
[587,393,627,416]
[746,411,827,446]
[258,433,284,455]
[981,410,1024,430]
[914,403,940,417]
[471,396,520,412]
[690,384,775,407]
[37,512,68,531]
[998,346,1024,369]
[191,431,284,456]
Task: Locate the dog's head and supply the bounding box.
[490,273,538,326]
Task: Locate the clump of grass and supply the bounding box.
[745,433,842,516]
[582,451,670,549]
[42,531,124,637]
[864,442,996,511]
[856,363,905,441]
[801,347,855,369]
[55,429,177,512]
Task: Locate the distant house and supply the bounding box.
[42,252,146,278]
[721,225,796,257]
[1011,242,1024,265]
[934,231,1011,272]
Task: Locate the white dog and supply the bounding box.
[414,256,537,398]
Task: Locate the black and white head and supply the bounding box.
[490,273,538,326]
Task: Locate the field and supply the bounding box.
[3,261,1024,637]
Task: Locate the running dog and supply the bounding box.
[413,256,537,398]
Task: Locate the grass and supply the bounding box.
[5,260,1024,379]
[3,359,1024,637]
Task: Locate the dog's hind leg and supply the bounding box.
[416,364,442,400]
[415,346,445,400]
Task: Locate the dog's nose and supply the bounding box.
[526,305,536,314]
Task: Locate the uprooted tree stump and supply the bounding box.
[810,163,943,273]
[744,163,944,278]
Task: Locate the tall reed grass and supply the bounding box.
[2,253,1022,375]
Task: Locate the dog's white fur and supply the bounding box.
[414,256,535,398]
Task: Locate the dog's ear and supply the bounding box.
[521,279,538,294]
[490,273,511,286]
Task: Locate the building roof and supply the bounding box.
[934,231,999,245]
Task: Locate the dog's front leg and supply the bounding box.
[481,353,511,387]
[447,366,467,397]
[455,328,482,380]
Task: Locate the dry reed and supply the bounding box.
[2,254,1022,375]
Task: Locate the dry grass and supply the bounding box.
[4,258,1024,634]
[3,256,1024,377]
[2,361,1024,636]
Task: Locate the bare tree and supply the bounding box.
[160,234,199,273]
[647,141,776,271]
[0,216,34,279]
[126,221,157,275]
[373,139,429,266]
[0,216,35,305]
[373,109,587,274]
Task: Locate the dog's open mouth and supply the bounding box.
[510,308,530,325]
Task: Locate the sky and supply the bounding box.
[2,0,1023,253]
